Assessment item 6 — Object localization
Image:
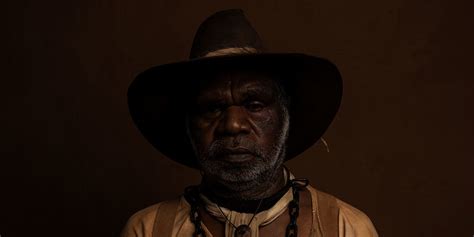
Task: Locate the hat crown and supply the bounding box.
[190,9,264,59]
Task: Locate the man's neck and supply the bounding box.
[199,166,287,212]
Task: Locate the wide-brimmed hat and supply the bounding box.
[128,9,343,168]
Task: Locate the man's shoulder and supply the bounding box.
[334,196,377,231]
[308,186,379,237]
[313,188,373,221]
[120,198,184,237]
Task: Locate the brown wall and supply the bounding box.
[2,0,473,236]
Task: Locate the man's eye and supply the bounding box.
[208,106,222,114]
[199,104,223,117]
[245,101,265,112]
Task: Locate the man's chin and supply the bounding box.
[203,163,272,184]
[212,169,257,183]
[217,172,257,184]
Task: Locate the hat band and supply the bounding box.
[203,47,258,57]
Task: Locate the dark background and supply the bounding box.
[2,0,473,236]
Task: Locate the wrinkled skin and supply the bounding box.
[187,70,289,200]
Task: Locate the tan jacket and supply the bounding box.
[120,185,378,237]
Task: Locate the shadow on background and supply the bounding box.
[1,0,473,236]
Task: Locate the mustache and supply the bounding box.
[205,137,264,160]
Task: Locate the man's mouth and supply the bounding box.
[217,147,256,162]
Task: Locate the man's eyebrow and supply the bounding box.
[194,89,227,105]
[240,86,274,99]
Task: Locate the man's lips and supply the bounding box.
[223,147,252,154]
[216,147,256,162]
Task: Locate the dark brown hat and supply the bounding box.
[128,9,343,168]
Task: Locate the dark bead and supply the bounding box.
[234,225,251,237]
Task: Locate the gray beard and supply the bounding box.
[196,110,290,193]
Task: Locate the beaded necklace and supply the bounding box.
[184,178,309,237]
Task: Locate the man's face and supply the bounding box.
[187,70,289,187]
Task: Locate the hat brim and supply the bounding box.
[128,53,342,168]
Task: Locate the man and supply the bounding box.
[122,9,378,237]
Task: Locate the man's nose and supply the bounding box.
[216,106,251,136]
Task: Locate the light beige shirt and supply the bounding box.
[120,185,378,237]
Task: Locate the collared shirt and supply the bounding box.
[120,185,378,237]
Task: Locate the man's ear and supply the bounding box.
[184,113,193,141]
[184,113,198,155]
